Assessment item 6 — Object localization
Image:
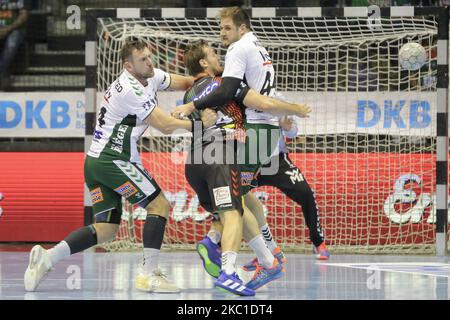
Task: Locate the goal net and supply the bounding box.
[92,8,445,254]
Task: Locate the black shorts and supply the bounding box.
[185,143,243,215]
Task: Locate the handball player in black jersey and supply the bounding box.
[180,40,310,293]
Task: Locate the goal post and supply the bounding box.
[85,6,449,255]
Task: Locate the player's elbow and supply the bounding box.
[221,77,242,99]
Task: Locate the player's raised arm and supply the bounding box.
[240,88,311,118]
[192,76,242,109]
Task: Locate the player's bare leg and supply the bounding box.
[197,204,284,290]
[135,192,180,293]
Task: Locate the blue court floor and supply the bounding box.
[1,251,450,300]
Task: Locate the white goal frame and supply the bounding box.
[84,6,449,255]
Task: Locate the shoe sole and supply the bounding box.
[24,246,44,291]
[214,283,254,296]
[196,244,221,278]
[248,269,285,290]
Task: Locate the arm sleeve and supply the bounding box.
[234,81,250,105]
[123,90,157,121]
[192,77,242,110]
[152,68,172,91]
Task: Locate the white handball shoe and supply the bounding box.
[24,245,53,291]
[135,268,180,293]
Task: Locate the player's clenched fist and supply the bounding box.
[172,101,195,119]
[200,108,217,128]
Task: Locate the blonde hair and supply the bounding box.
[219,6,251,30]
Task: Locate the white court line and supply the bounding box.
[317,262,450,278]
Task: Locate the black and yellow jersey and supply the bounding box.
[183,74,248,150]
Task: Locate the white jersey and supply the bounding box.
[222,32,278,126]
[87,68,171,163]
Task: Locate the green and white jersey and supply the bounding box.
[222,32,278,126]
[87,68,171,164]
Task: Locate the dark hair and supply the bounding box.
[184,40,208,76]
[219,6,251,30]
[120,39,148,63]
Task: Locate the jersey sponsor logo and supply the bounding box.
[213,186,232,206]
[90,187,104,204]
[285,168,304,184]
[98,106,107,127]
[114,181,138,198]
[110,124,128,154]
[241,171,254,186]
[195,82,219,101]
[142,100,154,111]
[134,192,144,199]
[93,129,103,140]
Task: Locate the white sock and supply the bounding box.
[248,235,275,269]
[143,248,159,275]
[261,224,278,253]
[207,230,221,245]
[47,240,71,265]
[221,251,237,275]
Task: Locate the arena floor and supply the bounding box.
[1,249,450,300]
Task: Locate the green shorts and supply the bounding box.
[238,123,281,194]
[84,155,161,223]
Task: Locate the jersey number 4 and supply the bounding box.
[260,71,275,96]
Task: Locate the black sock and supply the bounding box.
[143,214,167,249]
[64,225,98,254]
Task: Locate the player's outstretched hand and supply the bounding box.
[172,102,196,119]
[200,108,217,128]
[295,104,311,118]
